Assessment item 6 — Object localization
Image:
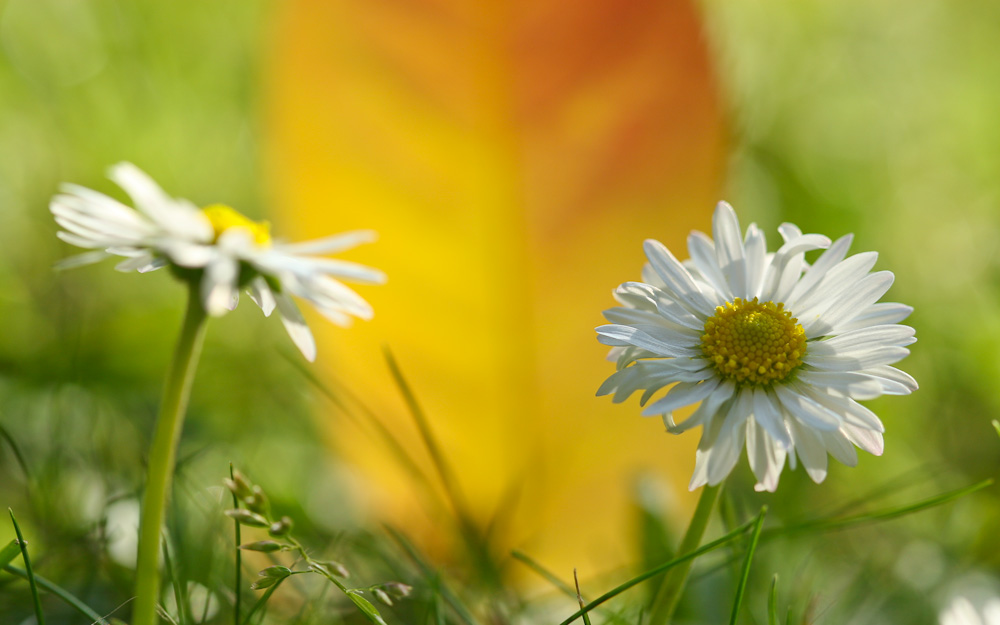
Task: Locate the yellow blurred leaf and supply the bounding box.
[265,0,727,578]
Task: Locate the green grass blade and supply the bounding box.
[383,348,470,523]
[574,569,592,625]
[230,464,242,625]
[0,423,30,481]
[347,591,389,625]
[10,509,45,625]
[729,506,767,625]
[162,535,190,625]
[241,578,285,625]
[558,516,757,625]
[383,348,498,586]
[0,539,20,568]
[285,353,435,494]
[762,478,993,539]
[385,525,479,625]
[512,550,577,599]
[3,565,110,625]
[768,575,779,625]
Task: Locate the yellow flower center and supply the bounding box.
[201,204,271,246]
[701,297,807,385]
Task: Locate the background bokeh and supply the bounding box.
[0,0,998,623]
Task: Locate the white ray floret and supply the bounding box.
[597,201,916,492]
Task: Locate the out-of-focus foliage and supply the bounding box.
[0,0,998,624]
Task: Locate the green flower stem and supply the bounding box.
[647,482,722,625]
[133,282,209,625]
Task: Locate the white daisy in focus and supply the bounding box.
[940,597,1000,625]
[50,163,385,361]
[596,202,916,492]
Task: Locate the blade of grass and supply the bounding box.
[10,509,45,625]
[383,347,471,524]
[241,577,285,625]
[512,550,577,599]
[385,525,479,625]
[728,506,767,625]
[0,422,30,481]
[558,516,757,625]
[3,565,110,625]
[285,352,435,494]
[162,535,190,625]
[761,478,993,539]
[383,348,499,586]
[230,464,242,625]
[574,569,592,625]
[0,539,20,568]
[768,575,779,625]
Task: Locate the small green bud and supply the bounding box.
[372,588,392,606]
[268,516,293,537]
[225,509,268,527]
[239,540,286,553]
[246,485,269,515]
[229,470,254,499]
[259,565,292,579]
[250,576,279,590]
[382,582,413,599]
[312,561,350,578]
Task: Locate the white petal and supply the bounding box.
[160,240,215,268]
[842,423,884,456]
[803,346,910,371]
[795,370,884,401]
[687,231,733,301]
[822,429,858,467]
[54,250,111,269]
[785,234,853,309]
[792,252,879,318]
[802,271,896,336]
[746,420,787,492]
[248,276,277,317]
[115,252,157,272]
[789,419,828,483]
[641,377,722,417]
[292,258,386,284]
[752,386,791,448]
[862,365,918,394]
[643,239,714,315]
[712,201,747,298]
[808,325,916,355]
[743,224,768,299]
[275,230,378,255]
[834,302,914,332]
[663,378,736,434]
[596,324,700,358]
[201,256,239,317]
[774,384,841,431]
[275,293,317,361]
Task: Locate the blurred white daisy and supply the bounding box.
[50,163,384,361]
[940,597,1000,625]
[596,202,916,492]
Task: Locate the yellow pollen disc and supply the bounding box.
[201,204,272,246]
[701,297,807,385]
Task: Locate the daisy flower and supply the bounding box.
[596,202,916,492]
[50,162,384,361]
[940,596,1000,625]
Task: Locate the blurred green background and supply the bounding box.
[0,0,998,623]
